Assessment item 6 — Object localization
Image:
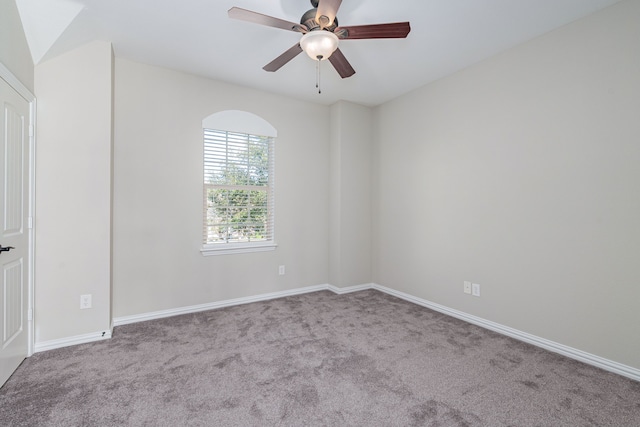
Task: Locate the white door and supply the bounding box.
[0,76,30,387]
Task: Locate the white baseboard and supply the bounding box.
[113,283,375,327]
[370,283,640,382]
[34,329,112,353]
[327,283,374,294]
[34,282,640,382]
[113,284,330,327]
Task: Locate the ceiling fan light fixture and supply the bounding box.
[300,30,339,60]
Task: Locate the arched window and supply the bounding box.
[201,111,277,255]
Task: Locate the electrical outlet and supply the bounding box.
[464,281,472,294]
[278,265,285,275]
[472,283,481,297]
[80,294,92,309]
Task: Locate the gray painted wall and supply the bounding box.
[112,58,331,318]
[372,0,640,369]
[329,101,373,287]
[34,41,114,342]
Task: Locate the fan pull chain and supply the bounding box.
[316,56,322,94]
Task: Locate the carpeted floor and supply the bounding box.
[1,289,639,426]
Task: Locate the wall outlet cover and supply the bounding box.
[80,294,92,309]
[464,281,472,294]
[472,283,481,297]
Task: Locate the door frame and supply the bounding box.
[0,62,35,357]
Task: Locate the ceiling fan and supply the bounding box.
[228,0,411,79]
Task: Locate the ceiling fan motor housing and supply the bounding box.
[301,8,338,32]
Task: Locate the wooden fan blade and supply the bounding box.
[328,48,355,78]
[335,22,411,39]
[263,44,304,72]
[316,0,342,28]
[228,7,307,33]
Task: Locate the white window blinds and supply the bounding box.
[203,129,275,247]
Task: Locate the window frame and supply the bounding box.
[200,112,277,256]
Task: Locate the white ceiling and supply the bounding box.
[18,0,623,106]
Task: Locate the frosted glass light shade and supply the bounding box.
[300,31,339,61]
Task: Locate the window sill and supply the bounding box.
[200,242,277,256]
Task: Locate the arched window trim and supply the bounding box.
[202,110,277,138]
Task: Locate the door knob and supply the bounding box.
[0,245,15,252]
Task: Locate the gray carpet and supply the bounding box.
[1,289,639,426]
